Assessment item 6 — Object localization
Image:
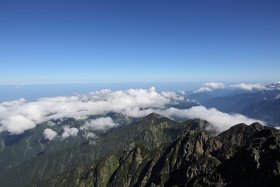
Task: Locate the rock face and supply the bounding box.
[40,121,280,187]
[0,113,198,187]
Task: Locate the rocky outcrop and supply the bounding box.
[44,122,280,187]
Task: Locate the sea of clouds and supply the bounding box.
[0,87,264,140]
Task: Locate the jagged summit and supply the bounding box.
[41,121,280,187]
[217,122,278,148]
[138,113,175,127]
[249,122,265,130]
[144,112,165,119]
[1,114,280,187]
[183,118,212,132]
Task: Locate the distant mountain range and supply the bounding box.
[1,83,280,186]
[189,83,280,126]
[0,113,279,187]
[266,82,280,90]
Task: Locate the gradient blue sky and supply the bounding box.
[0,0,279,84]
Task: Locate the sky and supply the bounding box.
[0,0,280,84]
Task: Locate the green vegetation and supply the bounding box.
[0,113,279,187]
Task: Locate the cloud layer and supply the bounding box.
[161,106,264,132]
[0,87,263,136]
[0,87,180,134]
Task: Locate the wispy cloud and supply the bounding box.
[194,87,212,93]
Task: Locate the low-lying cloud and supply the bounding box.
[43,128,58,141]
[194,82,271,93]
[61,126,79,139]
[43,126,79,141]
[81,117,118,131]
[230,83,266,91]
[161,106,264,132]
[0,87,178,134]
[0,87,264,136]
[194,82,225,93]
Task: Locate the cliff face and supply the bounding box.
[40,120,280,187]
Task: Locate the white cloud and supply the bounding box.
[195,82,269,93]
[0,87,264,135]
[0,87,177,134]
[204,82,225,89]
[161,91,183,100]
[194,82,224,93]
[194,87,212,93]
[61,126,79,139]
[275,127,280,130]
[230,83,266,91]
[81,117,118,131]
[43,128,58,141]
[0,115,36,135]
[160,106,264,132]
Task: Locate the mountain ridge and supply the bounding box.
[0,113,279,187]
[29,115,280,187]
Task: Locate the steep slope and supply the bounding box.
[1,113,202,187]
[43,122,280,187]
[242,99,280,125]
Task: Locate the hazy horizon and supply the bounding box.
[0,80,278,102]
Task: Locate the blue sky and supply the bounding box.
[0,0,280,84]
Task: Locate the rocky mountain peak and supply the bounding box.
[249,122,264,130]
[144,112,165,120]
[1,114,280,187]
